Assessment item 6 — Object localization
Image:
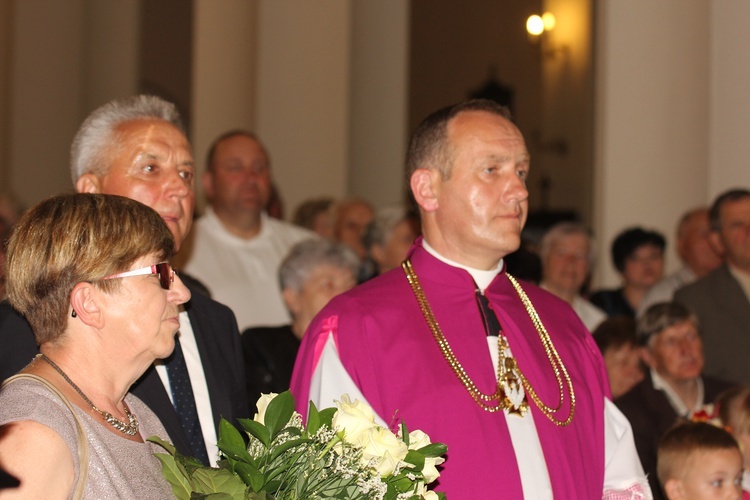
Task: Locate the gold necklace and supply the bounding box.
[402,259,575,426]
[40,354,140,435]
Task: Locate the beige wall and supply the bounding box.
[9,0,85,204]
[3,0,140,207]
[254,0,351,219]
[709,1,750,197]
[593,0,711,287]
[0,1,10,191]
[348,1,410,208]
[82,1,140,113]
[191,0,258,211]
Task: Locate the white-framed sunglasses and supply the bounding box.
[103,262,176,290]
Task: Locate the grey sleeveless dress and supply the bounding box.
[0,378,175,499]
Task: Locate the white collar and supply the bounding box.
[650,368,704,416]
[422,239,503,292]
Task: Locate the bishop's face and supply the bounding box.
[428,110,530,269]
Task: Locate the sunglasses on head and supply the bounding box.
[103,262,176,290]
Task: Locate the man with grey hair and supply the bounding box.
[242,238,358,407]
[539,221,606,331]
[0,95,249,466]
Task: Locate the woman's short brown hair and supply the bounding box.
[6,193,175,345]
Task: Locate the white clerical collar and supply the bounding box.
[422,239,503,292]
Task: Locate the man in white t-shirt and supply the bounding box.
[182,131,313,331]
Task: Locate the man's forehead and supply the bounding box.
[113,118,191,155]
[448,111,527,153]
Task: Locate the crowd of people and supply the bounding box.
[0,94,748,499]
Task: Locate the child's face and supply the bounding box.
[667,448,743,500]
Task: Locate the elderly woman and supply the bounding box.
[361,206,420,281]
[242,238,359,405]
[615,302,734,500]
[539,221,606,331]
[0,193,190,498]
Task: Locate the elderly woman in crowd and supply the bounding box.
[615,302,734,500]
[0,193,190,498]
[539,221,606,331]
[242,238,359,405]
[361,206,420,281]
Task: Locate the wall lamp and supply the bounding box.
[526,13,556,37]
[526,12,568,59]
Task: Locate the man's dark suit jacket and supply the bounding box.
[615,372,734,500]
[0,279,250,461]
[674,264,750,384]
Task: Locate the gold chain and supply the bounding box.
[402,259,575,426]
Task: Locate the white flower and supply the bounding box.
[332,394,378,445]
[407,429,443,484]
[360,426,409,477]
[407,429,432,450]
[421,455,445,484]
[253,393,278,423]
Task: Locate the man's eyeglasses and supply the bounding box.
[103,262,176,290]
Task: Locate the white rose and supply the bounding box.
[411,480,439,499]
[332,395,377,445]
[407,429,432,450]
[359,426,409,477]
[407,429,443,483]
[253,393,278,423]
[421,455,445,484]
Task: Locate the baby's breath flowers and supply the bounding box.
[151,391,447,499]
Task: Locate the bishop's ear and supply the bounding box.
[410,168,440,213]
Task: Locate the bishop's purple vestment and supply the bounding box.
[291,240,617,498]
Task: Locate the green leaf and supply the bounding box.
[269,436,309,459]
[153,452,193,500]
[148,435,177,455]
[191,468,248,499]
[264,390,294,438]
[400,421,409,447]
[306,401,321,433]
[246,493,276,500]
[402,450,424,471]
[417,442,448,457]
[217,419,255,464]
[233,461,265,492]
[388,474,415,494]
[238,418,271,447]
[317,407,337,428]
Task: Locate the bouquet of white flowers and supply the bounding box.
[150,391,447,499]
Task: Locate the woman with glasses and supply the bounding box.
[0,193,190,498]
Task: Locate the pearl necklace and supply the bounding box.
[40,354,139,435]
[402,259,575,426]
